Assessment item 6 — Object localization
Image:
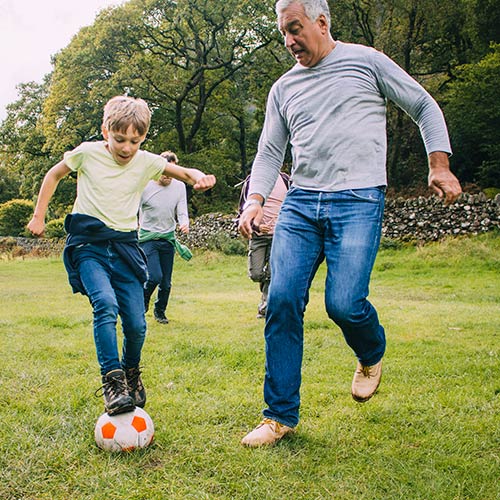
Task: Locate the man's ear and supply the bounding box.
[317,14,329,34]
[101,125,109,140]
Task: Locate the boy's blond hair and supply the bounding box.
[102,96,151,136]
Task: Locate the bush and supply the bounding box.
[0,199,34,236]
[205,232,247,255]
[483,187,500,199]
[379,237,404,250]
[44,218,66,239]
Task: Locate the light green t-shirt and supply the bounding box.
[64,141,165,231]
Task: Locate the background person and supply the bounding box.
[139,151,191,325]
[238,0,462,447]
[27,96,215,416]
[238,171,290,318]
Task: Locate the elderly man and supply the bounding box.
[238,0,461,446]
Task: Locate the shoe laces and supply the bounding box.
[259,418,284,432]
[358,363,378,378]
[94,373,128,399]
[126,367,143,391]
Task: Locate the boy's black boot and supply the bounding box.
[99,369,135,415]
[124,366,147,408]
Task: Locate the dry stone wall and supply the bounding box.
[1,193,498,255]
[180,193,499,246]
[382,192,500,241]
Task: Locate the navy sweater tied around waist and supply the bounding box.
[63,213,148,295]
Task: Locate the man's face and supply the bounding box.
[102,124,146,166]
[278,2,329,68]
[158,175,173,186]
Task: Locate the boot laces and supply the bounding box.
[361,365,372,377]
[94,373,128,399]
[126,367,144,391]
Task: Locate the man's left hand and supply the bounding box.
[428,151,462,204]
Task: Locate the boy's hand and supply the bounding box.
[27,216,45,237]
[193,174,216,192]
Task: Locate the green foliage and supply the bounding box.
[44,218,66,239]
[1,0,499,211]
[205,232,247,255]
[445,44,500,187]
[379,237,404,251]
[0,199,34,236]
[0,165,20,203]
[483,187,500,199]
[0,79,58,201]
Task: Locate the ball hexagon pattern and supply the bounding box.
[94,407,154,452]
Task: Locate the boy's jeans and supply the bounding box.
[263,187,386,427]
[73,242,146,375]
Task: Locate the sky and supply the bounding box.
[0,0,123,121]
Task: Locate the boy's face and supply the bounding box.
[102,124,146,165]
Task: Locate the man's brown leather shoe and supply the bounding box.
[351,360,382,402]
[241,418,294,447]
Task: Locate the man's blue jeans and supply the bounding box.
[141,239,175,314]
[263,186,386,427]
[73,243,147,375]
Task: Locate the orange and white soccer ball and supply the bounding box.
[94,407,155,452]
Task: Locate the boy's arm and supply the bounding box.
[162,162,216,192]
[27,160,72,236]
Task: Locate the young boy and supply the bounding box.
[27,96,216,416]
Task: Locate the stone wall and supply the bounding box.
[382,192,500,241]
[180,192,500,246]
[1,193,498,255]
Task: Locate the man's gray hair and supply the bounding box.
[275,0,331,29]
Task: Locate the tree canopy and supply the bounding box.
[1,0,499,219]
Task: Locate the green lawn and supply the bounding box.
[0,233,499,499]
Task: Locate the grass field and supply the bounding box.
[0,232,499,500]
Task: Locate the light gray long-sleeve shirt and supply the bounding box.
[249,40,452,200]
[139,179,189,233]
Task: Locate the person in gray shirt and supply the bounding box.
[238,0,462,447]
[139,151,191,325]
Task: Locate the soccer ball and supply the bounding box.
[94,407,155,452]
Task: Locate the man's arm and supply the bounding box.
[374,51,462,202]
[27,160,72,236]
[176,183,190,234]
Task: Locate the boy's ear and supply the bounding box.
[101,125,109,140]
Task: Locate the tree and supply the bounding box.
[444,44,500,187]
[41,5,140,156]
[0,79,76,216]
[329,0,474,192]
